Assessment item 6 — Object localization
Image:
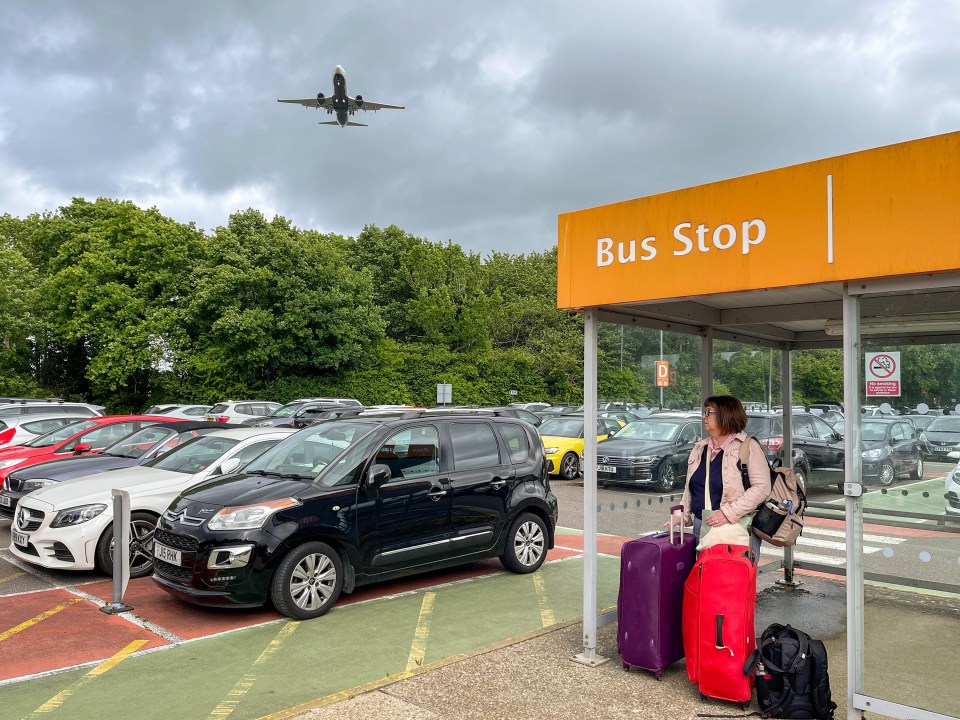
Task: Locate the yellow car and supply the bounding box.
[539,416,622,479]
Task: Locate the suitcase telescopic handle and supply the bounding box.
[669,504,684,545]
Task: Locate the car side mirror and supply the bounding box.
[219,457,242,475]
[72,443,92,455]
[364,463,391,495]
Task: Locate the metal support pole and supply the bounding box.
[100,489,133,615]
[659,330,664,409]
[780,346,796,585]
[573,309,607,666]
[843,287,865,720]
[700,327,713,403]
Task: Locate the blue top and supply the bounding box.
[689,445,724,518]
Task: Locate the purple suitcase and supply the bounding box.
[617,505,696,679]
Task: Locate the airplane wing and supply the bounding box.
[319,120,368,127]
[277,97,331,109]
[347,98,405,111]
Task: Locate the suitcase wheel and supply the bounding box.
[621,662,630,671]
[654,670,663,681]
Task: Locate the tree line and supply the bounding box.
[1,198,957,412]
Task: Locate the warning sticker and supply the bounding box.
[866,352,900,397]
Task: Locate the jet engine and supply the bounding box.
[316,92,325,105]
[354,94,364,108]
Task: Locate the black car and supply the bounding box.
[919,415,960,461]
[240,400,322,427]
[151,413,558,620]
[745,412,845,490]
[595,413,701,491]
[859,418,924,485]
[0,421,234,518]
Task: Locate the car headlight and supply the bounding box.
[633,455,661,465]
[862,449,884,460]
[51,504,107,528]
[207,498,300,531]
[543,447,559,455]
[0,459,24,470]
[22,479,55,492]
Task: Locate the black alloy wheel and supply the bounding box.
[270,541,344,620]
[500,512,548,574]
[95,510,158,579]
[559,452,579,480]
[910,454,924,480]
[656,462,676,492]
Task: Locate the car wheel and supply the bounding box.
[878,461,895,486]
[270,541,344,620]
[559,452,579,480]
[911,454,924,480]
[656,462,676,492]
[500,512,548,574]
[792,464,808,490]
[94,511,158,579]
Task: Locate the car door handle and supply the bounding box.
[490,479,506,489]
[428,488,447,501]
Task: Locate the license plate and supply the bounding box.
[12,531,28,548]
[154,542,182,566]
[936,446,949,452]
[597,464,617,473]
[0,495,10,507]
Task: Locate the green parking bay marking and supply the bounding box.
[405,591,436,671]
[23,639,149,718]
[206,622,300,720]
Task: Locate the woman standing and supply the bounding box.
[672,395,770,553]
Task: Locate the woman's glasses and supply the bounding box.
[702,409,717,417]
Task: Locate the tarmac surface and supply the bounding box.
[275,572,960,720]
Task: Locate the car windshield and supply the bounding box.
[927,417,960,433]
[861,422,890,442]
[244,421,379,481]
[270,403,303,418]
[908,415,937,430]
[614,421,682,441]
[538,418,584,438]
[23,419,97,447]
[147,435,241,473]
[745,417,780,437]
[103,425,175,458]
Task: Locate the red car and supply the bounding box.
[0,415,170,488]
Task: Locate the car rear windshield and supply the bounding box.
[615,420,682,441]
[745,417,782,437]
[538,418,584,438]
[927,417,960,433]
[208,404,230,414]
[24,419,97,447]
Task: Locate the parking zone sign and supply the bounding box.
[655,360,670,387]
[866,352,900,397]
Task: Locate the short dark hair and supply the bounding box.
[704,395,747,435]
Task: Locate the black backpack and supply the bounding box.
[744,624,837,719]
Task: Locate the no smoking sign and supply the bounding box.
[866,351,901,397]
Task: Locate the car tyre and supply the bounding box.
[910,454,924,480]
[792,463,808,490]
[94,510,158,579]
[878,461,895,486]
[559,452,579,480]
[656,462,676,492]
[270,541,344,620]
[500,512,548,574]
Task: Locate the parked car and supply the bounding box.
[0,421,233,518]
[817,410,844,427]
[859,418,924,486]
[945,462,960,515]
[538,416,621,479]
[598,410,642,426]
[0,401,105,419]
[148,404,212,419]
[9,427,294,577]
[509,402,551,413]
[745,412,844,490]
[0,415,170,486]
[151,413,558,620]
[596,412,702,491]
[206,401,283,424]
[903,414,938,434]
[0,414,94,450]
[920,415,960,462]
[534,406,580,421]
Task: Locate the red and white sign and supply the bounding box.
[655,360,670,387]
[865,352,900,397]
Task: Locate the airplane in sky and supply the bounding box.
[278,65,405,127]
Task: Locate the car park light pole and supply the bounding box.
[100,489,133,614]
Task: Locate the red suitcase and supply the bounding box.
[682,542,757,705]
[617,505,696,678]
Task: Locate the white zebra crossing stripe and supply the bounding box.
[758,524,908,566]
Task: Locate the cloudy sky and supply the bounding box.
[1,1,958,256]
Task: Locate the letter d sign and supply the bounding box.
[655,360,670,387]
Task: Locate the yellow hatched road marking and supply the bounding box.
[0,597,83,643]
[533,571,555,627]
[206,621,300,720]
[405,591,436,671]
[0,571,25,585]
[24,639,149,717]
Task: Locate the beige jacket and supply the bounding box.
[679,432,772,525]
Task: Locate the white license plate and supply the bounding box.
[12,531,28,548]
[154,542,182,566]
[0,495,10,507]
[936,446,949,452]
[597,464,617,473]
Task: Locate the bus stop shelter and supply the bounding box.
[557,130,960,720]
